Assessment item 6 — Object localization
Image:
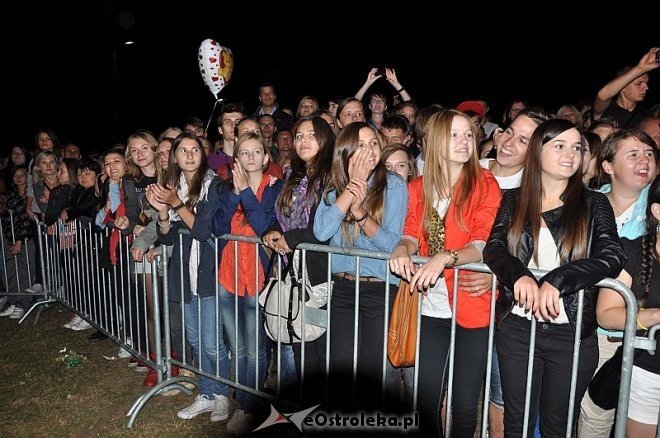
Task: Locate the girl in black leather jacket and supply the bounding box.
[484,119,625,437]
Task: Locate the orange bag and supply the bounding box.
[387,280,419,367]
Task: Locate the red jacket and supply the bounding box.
[403,169,502,328]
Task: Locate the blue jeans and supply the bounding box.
[184,294,230,397]
[219,285,266,413]
[490,343,504,408]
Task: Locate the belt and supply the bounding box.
[334,272,384,283]
[606,336,623,343]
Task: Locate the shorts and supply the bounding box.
[628,365,660,425]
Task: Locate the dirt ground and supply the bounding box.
[0,303,231,437]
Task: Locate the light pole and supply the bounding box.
[111,40,135,142]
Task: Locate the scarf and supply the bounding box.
[276,176,312,232]
[169,169,215,295]
[102,187,126,266]
[168,169,215,223]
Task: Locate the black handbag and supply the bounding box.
[588,342,644,410]
[588,345,623,410]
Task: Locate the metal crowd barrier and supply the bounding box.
[22,218,170,404]
[13,220,653,436]
[0,211,44,318]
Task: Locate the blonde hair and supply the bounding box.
[125,130,158,180]
[422,110,481,232]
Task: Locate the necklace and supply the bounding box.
[607,194,633,216]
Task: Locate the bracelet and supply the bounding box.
[637,308,648,331]
[446,250,459,267]
[396,86,405,93]
[172,201,185,211]
[352,211,369,223]
[357,215,369,228]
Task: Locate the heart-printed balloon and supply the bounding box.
[198,39,234,98]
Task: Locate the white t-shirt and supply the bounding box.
[416,155,425,176]
[614,203,635,232]
[479,159,523,190]
[511,227,569,323]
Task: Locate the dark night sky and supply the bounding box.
[5,2,659,153]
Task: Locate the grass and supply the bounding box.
[0,303,228,437]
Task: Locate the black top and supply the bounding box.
[133,175,157,226]
[621,237,660,374]
[601,101,652,129]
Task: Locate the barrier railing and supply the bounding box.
[11,220,653,436]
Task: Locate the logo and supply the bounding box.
[254,404,419,434]
[253,404,321,433]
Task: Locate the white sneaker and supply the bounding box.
[64,315,83,329]
[71,319,93,331]
[226,409,246,433]
[0,305,16,317]
[25,283,43,294]
[118,338,133,359]
[9,307,25,319]
[177,394,215,420]
[210,394,229,422]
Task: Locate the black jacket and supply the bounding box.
[483,188,625,339]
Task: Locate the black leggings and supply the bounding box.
[417,316,489,438]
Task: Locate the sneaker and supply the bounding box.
[118,347,132,359]
[9,307,25,319]
[71,319,93,331]
[25,283,43,294]
[64,315,83,329]
[143,368,159,387]
[178,368,197,390]
[177,394,215,420]
[226,409,246,433]
[0,305,16,317]
[210,394,229,422]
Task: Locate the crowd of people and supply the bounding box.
[1,48,659,436]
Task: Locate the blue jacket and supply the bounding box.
[212,177,284,279]
[158,177,221,303]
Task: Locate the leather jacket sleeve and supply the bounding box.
[541,191,625,297]
[483,189,537,289]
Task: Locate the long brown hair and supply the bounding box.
[323,122,386,244]
[508,119,588,265]
[422,110,481,232]
[164,133,209,208]
[277,116,335,217]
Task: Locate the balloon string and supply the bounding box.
[205,98,223,134]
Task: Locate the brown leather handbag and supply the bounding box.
[387,280,419,367]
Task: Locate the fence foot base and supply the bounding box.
[126,376,198,428]
[19,298,56,325]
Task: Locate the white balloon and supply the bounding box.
[198,39,234,98]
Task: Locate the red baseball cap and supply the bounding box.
[456,101,486,118]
